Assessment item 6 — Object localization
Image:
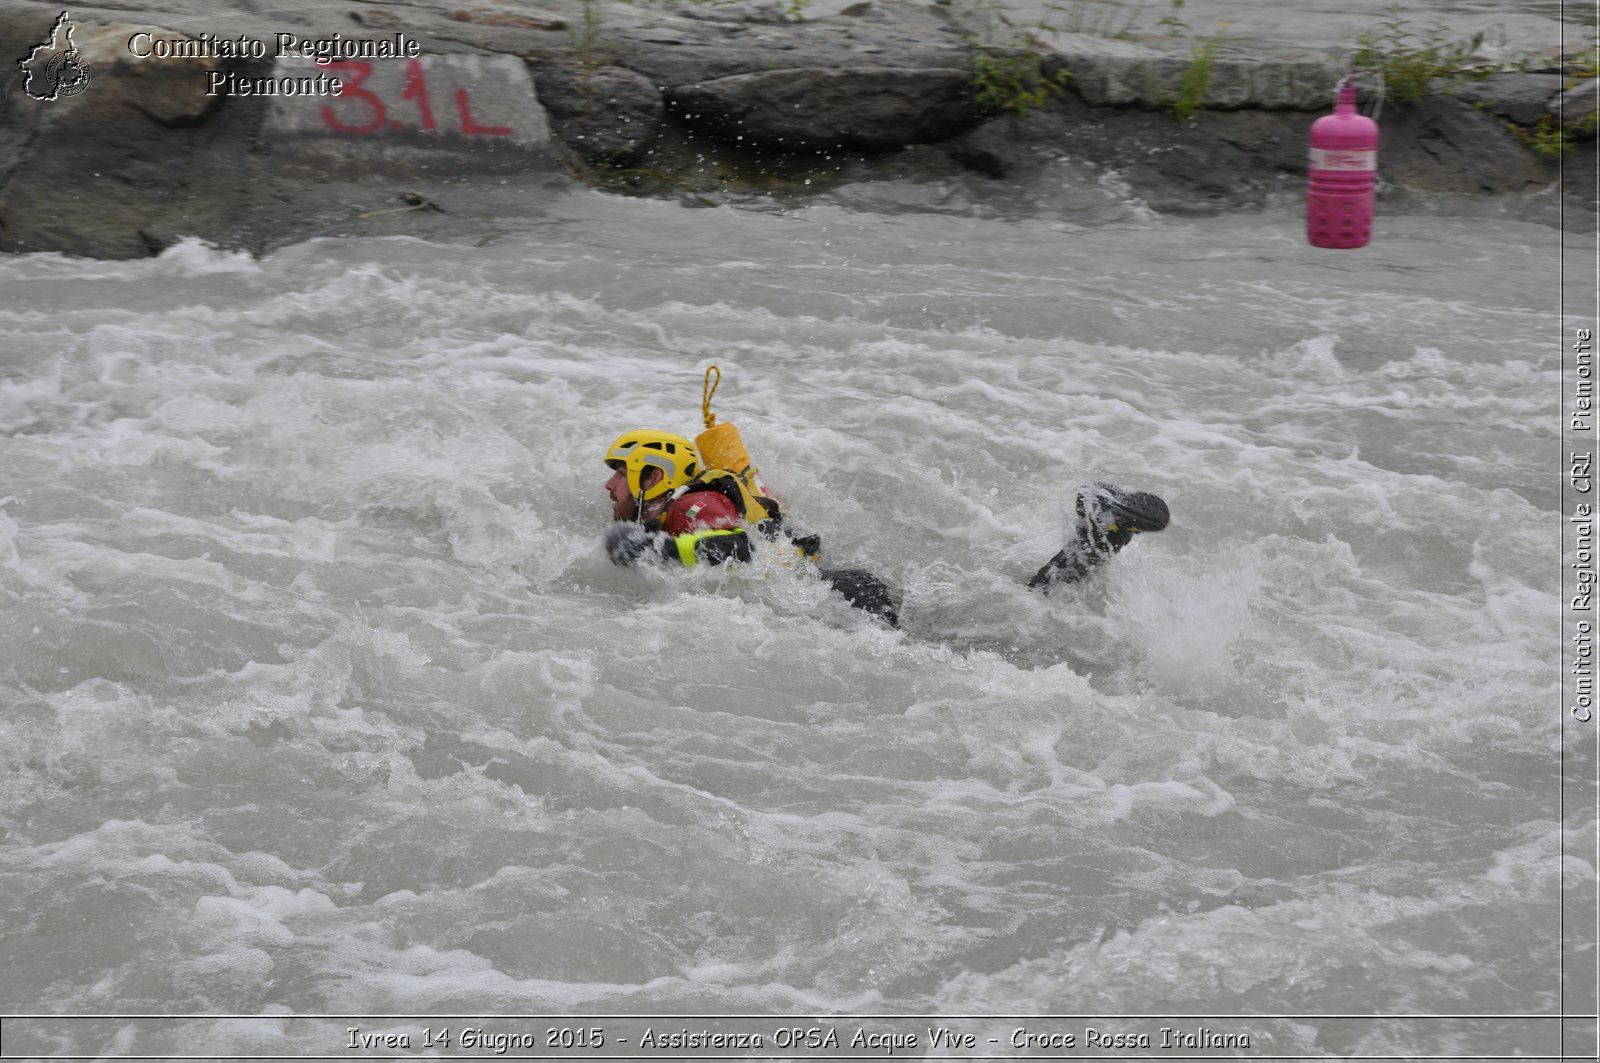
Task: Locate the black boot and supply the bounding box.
[1029,483,1169,590]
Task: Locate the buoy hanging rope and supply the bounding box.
[694,363,757,482]
[1368,67,1387,123]
[702,364,721,431]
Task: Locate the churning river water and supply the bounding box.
[0,110,1596,1061]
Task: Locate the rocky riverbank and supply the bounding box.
[1,0,1594,259]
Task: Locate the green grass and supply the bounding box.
[971,48,1073,117]
[571,0,609,88]
[1352,4,1486,102]
[1515,111,1597,157]
[1170,36,1218,123]
[959,1,1076,119]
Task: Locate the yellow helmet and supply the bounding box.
[604,429,702,502]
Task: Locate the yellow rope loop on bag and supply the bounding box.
[702,364,721,430]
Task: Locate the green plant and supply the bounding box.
[971,48,1073,117]
[1516,111,1597,157]
[960,1,1075,118]
[571,0,610,89]
[1133,11,1230,124]
[1528,115,1573,156]
[1155,0,1189,36]
[1170,36,1218,122]
[1352,4,1485,102]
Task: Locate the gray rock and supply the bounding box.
[942,95,1292,213]
[1238,55,1348,111]
[942,108,1075,180]
[1195,108,1319,172]
[262,53,551,150]
[1446,72,1568,126]
[0,84,266,258]
[1052,35,1172,108]
[1549,78,1598,135]
[0,13,229,256]
[1045,102,1285,213]
[671,2,797,24]
[75,22,224,127]
[669,66,981,151]
[534,65,666,163]
[1052,36,1343,111]
[1563,147,1598,234]
[0,0,1585,257]
[602,8,971,89]
[1380,95,1553,194]
[1519,44,1596,76]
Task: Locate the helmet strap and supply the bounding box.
[632,467,674,524]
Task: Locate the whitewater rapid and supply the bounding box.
[0,170,1590,1058]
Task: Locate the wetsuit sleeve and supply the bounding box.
[661,491,751,567]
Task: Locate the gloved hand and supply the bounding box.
[604,522,663,567]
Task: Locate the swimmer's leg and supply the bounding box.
[819,568,901,628]
[1029,482,1169,590]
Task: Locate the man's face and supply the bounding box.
[605,465,662,521]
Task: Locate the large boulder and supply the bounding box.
[1446,72,1568,125]
[81,22,224,126]
[1550,78,1599,134]
[941,92,1295,213]
[1039,99,1289,213]
[9,18,224,127]
[1379,95,1553,194]
[1052,34,1343,111]
[668,66,981,151]
[0,14,239,257]
[533,65,665,163]
[600,1,973,88]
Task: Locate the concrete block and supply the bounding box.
[262,53,551,158]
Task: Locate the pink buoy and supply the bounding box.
[1306,76,1379,249]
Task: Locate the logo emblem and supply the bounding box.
[18,12,92,101]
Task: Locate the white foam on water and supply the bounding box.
[0,185,1574,1043]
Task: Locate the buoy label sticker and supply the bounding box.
[1309,148,1377,171]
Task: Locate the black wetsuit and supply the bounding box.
[1029,483,1171,590]
[609,480,1168,628]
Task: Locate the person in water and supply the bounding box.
[600,428,1169,627]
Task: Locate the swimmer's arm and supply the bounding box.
[666,527,751,567]
[603,523,751,568]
